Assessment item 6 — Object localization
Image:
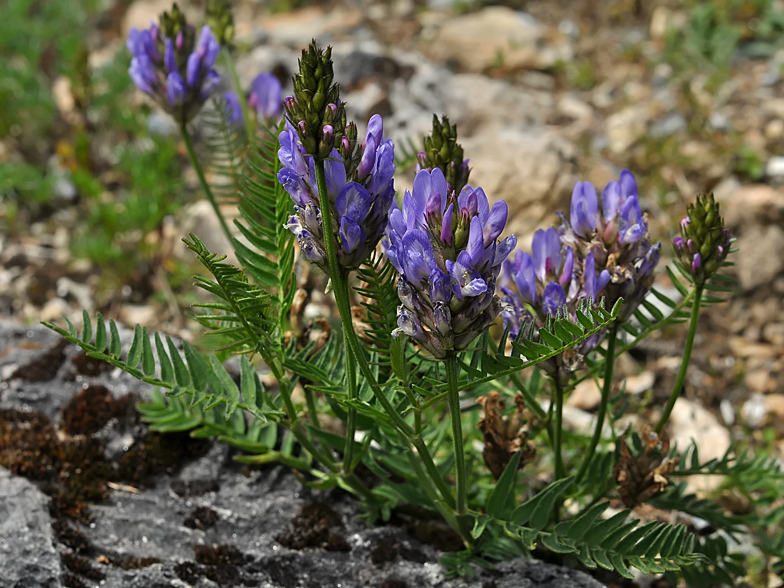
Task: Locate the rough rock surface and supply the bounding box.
[0,321,605,588]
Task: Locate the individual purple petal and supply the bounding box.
[532,228,561,282]
[602,180,621,223]
[619,169,638,200]
[441,202,455,245]
[371,140,396,195]
[249,72,282,119]
[323,148,347,198]
[129,56,156,94]
[339,218,365,253]
[451,251,488,298]
[166,72,185,107]
[618,196,645,244]
[196,25,220,68]
[692,253,701,274]
[401,230,436,286]
[278,126,308,176]
[542,282,566,317]
[493,234,517,268]
[673,235,685,251]
[559,247,574,288]
[466,216,484,266]
[278,168,312,207]
[356,133,376,179]
[514,252,537,305]
[412,168,447,218]
[429,269,452,303]
[164,39,177,74]
[186,53,201,87]
[483,200,508,246]
[335,182,372,223]
[127,28,143,56]
[570,181,599,237]
[364,114,383,150]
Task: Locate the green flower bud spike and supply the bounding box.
[206,0,234,46]
[417,114,471,195]
[285,41,346,161]
[673,193,732,287]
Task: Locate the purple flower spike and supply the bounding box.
[249,72,282,119]
[279,113,395,271]
[127,16,220,123]
[383,167,513,358]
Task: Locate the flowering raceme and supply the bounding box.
[559,170,661,323]
[127,5,220,124]
[384,168,516,359]
[278,114,396,272]
[499,228,610,382]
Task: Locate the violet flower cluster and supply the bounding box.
[278,113,396,272]
[127,7,220,124]
[224,73,283,127]
[499,170,660,382]
[384,168,516,359]
[560,170,661,323]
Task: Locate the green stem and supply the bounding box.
[445,355,468,515]
[342,335,358,472]
[656,286,703,434]
[576,323,618,484]
[180,124,233,243]
[221,46,254,132]
[553,379,565,483]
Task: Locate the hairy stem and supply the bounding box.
[576,323,618,484]
[553,378,565,482]
[445,355,468,515]
[180,124,233,243]
[342,336,358,472]
[656,286,703,434]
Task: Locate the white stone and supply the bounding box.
[605,105,650,154]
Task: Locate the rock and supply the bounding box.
[605,105,650,153]
[746,369,774,393]
[668,398,731,494]
[763,322,784,346]
[766,155,784,177]
[736,224,784,291]
[765,393,784,420]
[122,0,198,36]
[567,379,601,410]
[742,393,768,428]
[259,6,365,47]
[424,7,571,73]
[0,468,61,588]
[624,370,656,395]
[711,182,784,228]
[650,112,687,138]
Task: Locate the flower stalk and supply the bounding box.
[445,354,467,515]
[180,124,233,243]
[576,322,618,484]
[656,286,703,433]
